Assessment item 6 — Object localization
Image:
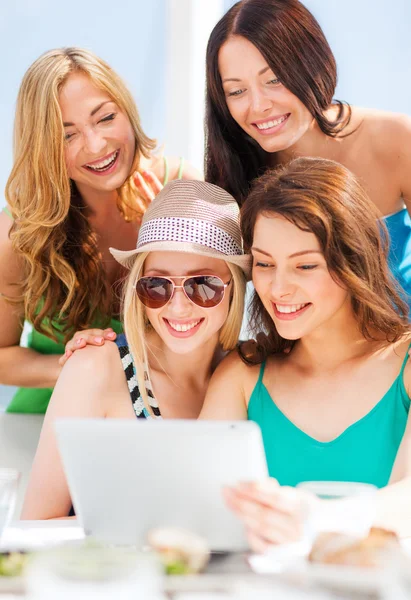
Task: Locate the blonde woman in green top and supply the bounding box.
[0,47,200,414]
[200,158,411,548]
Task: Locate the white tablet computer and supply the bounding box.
[55,419,268,551]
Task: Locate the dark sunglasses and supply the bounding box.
[135,275,231,309]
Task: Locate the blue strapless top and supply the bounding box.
[384,208,411,312]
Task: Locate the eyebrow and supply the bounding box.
[63,100,113,127]
[222,65,271,84]
[252,247,322,259]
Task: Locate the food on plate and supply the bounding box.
[147,527,210,575]
[309,527,400,568]
[0,552,28,577]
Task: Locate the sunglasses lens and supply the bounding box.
[136,277,173,308]
[184,276,225,308]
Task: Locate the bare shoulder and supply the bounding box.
[60,341,124,388]
[164,156,203,181]
[146,154,203,183]
[354,107,411,156]
[214,347,261,390]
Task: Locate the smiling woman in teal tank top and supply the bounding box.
[201,158,411,550]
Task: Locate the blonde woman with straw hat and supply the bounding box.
[21,179,249,519]
[0,47,201,415]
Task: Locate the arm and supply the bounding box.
[373,357,411,536]
[0,212,61,387]
[382,114,411,215]
[199,351,252,420]
[21,342,125,519]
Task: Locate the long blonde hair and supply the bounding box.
[122,253,246,411]
[5,47,156,340]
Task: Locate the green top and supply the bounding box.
[3,157,185,413]
[248,346,411,488]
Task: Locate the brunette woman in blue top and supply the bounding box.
[205,0,411,309]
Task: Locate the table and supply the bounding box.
[2,521,411,599]
[0,521,259,599]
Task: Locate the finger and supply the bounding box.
[134,172,155,203]
[58,349,72,367]
[65,334,104,355]
[233,482,301,515]
[70,328,112,343]
[246,528,270,554]
[102,328,117,340]
[243,508,303,545]
[224,489,302,543]
[141,170,163,195]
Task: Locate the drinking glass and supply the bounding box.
[297,481,377,539]
[26,544,165,600]
[0,469,20,540]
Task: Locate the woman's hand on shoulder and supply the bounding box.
[59,327,117,367]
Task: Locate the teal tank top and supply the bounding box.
[2,157,185,414]
[248,348,411,488]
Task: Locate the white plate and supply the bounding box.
[248,541,398,594]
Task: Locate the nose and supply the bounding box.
[82,126,107,156]
[269,268,294,299]
[249,87,272,114]
[168,285,193,315]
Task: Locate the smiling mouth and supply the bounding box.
[165,319,203,332]
[84,150,119,172]
[163,317,204,337]
[253,114,290,131]
[275,303,309,314]
[272,302,312,320]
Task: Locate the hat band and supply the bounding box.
[137,217,243,256]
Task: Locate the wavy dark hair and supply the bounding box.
[205,0,351,205]
[240,157,409,359]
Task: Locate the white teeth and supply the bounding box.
[256,115,287,130]
[167,320,200,332]
[86,150,118,171]
[275,303,308,314]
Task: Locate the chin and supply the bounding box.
[167,341,204,355]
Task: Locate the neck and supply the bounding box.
[274,106,345,166]
[75,181,120,227]
[291,300,376,372]
[146,330,223,388]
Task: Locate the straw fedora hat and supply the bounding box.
[110,179,251,277]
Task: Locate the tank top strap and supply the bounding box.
[115,334,161,418]
[399,341,411,378]
[2,206,12,219]
[177,157,185,179]
[257,360,267,385]
[162,156,169,185]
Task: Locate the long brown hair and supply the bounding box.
[205,0,351,204]
[241,157,409,358]
[5,47,156,341]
